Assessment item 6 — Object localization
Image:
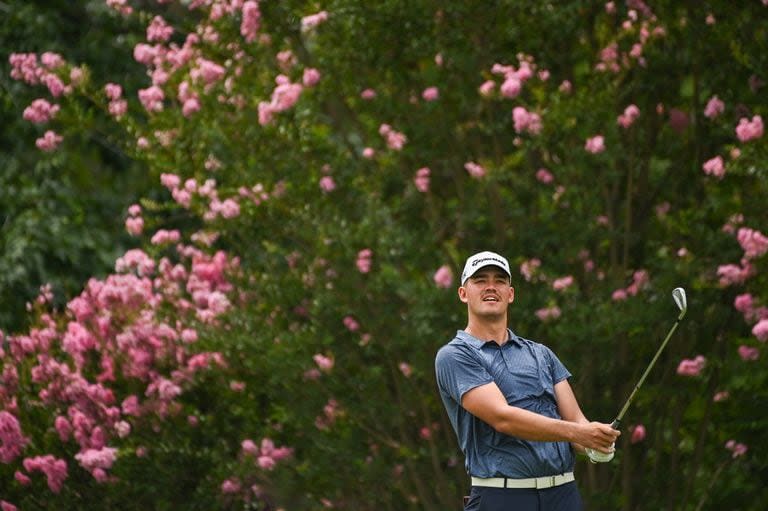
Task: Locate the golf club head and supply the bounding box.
[672,287,687,319]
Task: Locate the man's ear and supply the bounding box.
[458,286,468,303]
[508,286,515,304]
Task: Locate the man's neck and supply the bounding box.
[464,321,509,345]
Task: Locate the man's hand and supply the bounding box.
[585,446,615,463]
[572,421,620,454]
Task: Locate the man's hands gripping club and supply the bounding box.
[462,381,620,460]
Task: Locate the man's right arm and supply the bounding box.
[461,382,619,453]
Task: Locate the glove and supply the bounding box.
[585,444,615,463]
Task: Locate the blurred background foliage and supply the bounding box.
[2,0,767,509]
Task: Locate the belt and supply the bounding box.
[471,472,575,489]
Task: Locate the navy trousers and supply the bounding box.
[464,482,583,511]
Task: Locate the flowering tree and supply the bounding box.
[3,1,768,510]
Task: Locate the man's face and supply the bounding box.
[458,266,514,320]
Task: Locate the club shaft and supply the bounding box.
[614,319,681,424]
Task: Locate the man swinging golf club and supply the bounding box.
[435,251,620,511]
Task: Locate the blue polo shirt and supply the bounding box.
[435,329,575,478]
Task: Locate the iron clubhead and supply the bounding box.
[672,287,687,319]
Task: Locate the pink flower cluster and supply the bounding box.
[160,173,260,221]
[313,353,334,372]
[241,437,293,470]
[314,398,340,430]
[125,203,144,236]
[240,1,261,42]
[735,115,764,142]
[725,440,748,458]
[704,95,725,119]
[9,52,72,97]
[535,305,562,322]
[433,265,453,288]
[630,424,646,444]
[595,11,665,73]
[519,258,542,282]
[488,55,540,99]
[422,86,439,101]
[0,411,28,463]
[617,104,640,128]
[301,10,329,32]
[611,270,649,301]
[356,249,372,273]
[464,161,486,179]
[512,107,542,135]
[413,167,430,192]
[552,275,574,291]
[702,156,725,179]
[23,98,59,124]
[379,124,407,150]
[676,355,706,376]
[585,135,606,154]
[105,83,128,118]
[35,130,63,152]
[737,227,768,259]
[259,75,304,125]
[21,455,68,493]
[737,345,759,361]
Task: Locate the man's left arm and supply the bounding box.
[554,379,589,454]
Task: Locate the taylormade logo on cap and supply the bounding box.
[461,251,512,285]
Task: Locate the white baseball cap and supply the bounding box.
[461,251,512,285]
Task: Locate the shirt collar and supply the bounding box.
[456,329,522,349]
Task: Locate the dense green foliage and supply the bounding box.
[2,1,767,510]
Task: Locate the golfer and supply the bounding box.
[435,251,620,510]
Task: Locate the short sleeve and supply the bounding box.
[544,345,571,384]
[435,345,494,404]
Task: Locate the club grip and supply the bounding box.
[610,419,621,430]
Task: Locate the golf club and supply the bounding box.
[587,287,688,463]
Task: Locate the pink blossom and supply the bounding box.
[301,10,329,31]
[257,455,276,470]
[313,354,334,372]
[23,455,68,493]
[303,68,321,87]
[125,216,144,236]
[752,319,768,342]
[147,15,173,42]
[630,424,646,444]
[138,85,164,112]
[362,147,375,159]
[500,76,522,98]
[182,98,201,117]
[105,83,122,100]
[356,249,372,273]
[738,345,759,361]
[23,98,59,123]
[43,74,66,97]
[704,95,725,119]
[734,293,754,316]
[360,88,376,100]
[713,391,730,402]
[414,167,430,192]
[422,86,439,101]
[75,447,118,473]
[419,426,432,439]
[676,355,706,377]
[585,135,606,154]
[725,440,748,458]
[0,411,28,463]
[196,59,226,85]
[512,107,542,134]
[221,478,241,493]
[535,306,561,322]
[133,43,158,65]
[399,362,413,378]
[433,265,453,288]
[379,124,407,150]
[478,80,495,97]
[735,115,763,142]
[150,229,181,245]
[109,99,128,118]
[519,258,541,282]
[717,263,750,287]
[464,161,485,179]
[617,104,640,128]
[0,501,17,511]
[552,276,574,291]
[737,227,768,259]
[35,130,63,152]
[536,168,554,184]
[241,1,261,42]
[559,80,572,94]
[702,156,725,179]
[319,176,336,192]
[343,316,360,332]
